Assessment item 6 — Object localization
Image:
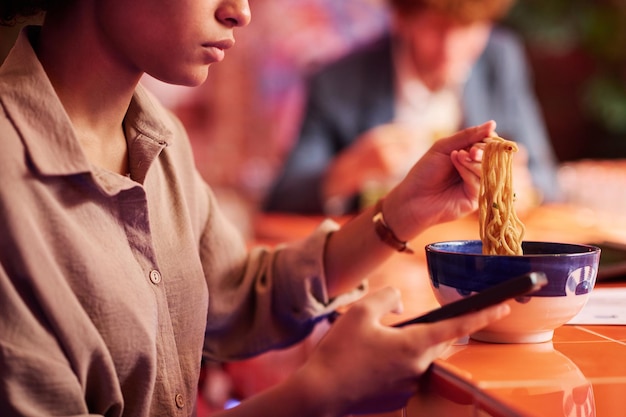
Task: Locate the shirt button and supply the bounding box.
[175,393,185,409]
[149,269,162,285]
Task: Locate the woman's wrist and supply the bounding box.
[372,198,414,254]
[281,365,341,417]
[380,190,427,243]
[218,366,340,417]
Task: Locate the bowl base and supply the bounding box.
[470,329,554,344]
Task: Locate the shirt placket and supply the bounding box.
[118,185,189,416]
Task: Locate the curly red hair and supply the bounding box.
[388,0,515,23]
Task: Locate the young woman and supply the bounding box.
[0,1,509,416]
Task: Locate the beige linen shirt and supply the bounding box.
[0,27,363,417]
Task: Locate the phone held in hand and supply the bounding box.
[392,271,548,327]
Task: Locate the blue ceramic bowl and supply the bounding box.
[425,240,600,343]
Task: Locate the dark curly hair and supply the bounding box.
[1,0,51,26]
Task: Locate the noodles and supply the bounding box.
[478,136,525,255]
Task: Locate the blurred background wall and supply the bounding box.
[506,0,626,161]
[2,0,626,212]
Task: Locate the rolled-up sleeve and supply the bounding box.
[271,219,367,319]
[202,205,366,361]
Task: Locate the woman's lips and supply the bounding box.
[202,39,234,63]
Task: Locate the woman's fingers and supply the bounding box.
[433,120,496,154]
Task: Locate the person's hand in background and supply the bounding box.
[322,123,430,213]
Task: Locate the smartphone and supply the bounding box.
[392,271,548,327]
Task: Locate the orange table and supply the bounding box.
[400,204,626,416]
[406,321,626,417]
[224,204,626,417]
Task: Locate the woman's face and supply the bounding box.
[394,8,491,91]
[94,0,251,86]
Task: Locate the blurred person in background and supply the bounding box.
[264,0,561,215]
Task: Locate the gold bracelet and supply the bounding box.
[372,199,414,254]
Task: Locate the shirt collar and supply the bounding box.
[0,26,175,180]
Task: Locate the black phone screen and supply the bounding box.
[392,271,548,327]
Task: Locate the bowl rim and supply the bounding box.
[425,240,601,257]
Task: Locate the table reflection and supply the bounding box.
[415,341,595,417]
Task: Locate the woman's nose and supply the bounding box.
[216,0,252,28]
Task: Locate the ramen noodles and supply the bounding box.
[478,136,525,255]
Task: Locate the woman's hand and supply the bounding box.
[383,121,497,240]
[291,287,510,416]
